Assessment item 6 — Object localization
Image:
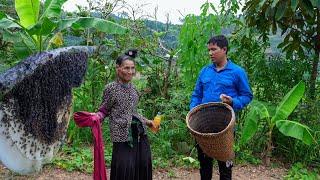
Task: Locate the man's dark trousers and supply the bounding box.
[196,144,232,180]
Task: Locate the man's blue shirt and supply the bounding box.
[190,60,253,112]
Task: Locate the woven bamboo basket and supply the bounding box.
[186,102,236,161]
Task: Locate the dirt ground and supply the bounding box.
[0,163,287,180]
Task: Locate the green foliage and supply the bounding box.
[60,17,128,34]
[240,81,314,145]
[239,81,316,166]
[0,0,127,59]
[143,19,180,49]
[229,16,309,103]
[273,127,320,166]
[42,0,66,19]
[178,2,221,90]
[0,31,19,72]
[243,0,320,98]
[238,101,261,145]
[52,144,113,173]
[284,162,320,180]
[140,87,192,150]
[52,145,93,173]
[234,145,262,165]
[15,0,40,28]
[276,120,314,145]
[253,57,308,102]
[243,0,318,55]
[272,80,306,123]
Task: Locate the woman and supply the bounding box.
[94,49,158,180]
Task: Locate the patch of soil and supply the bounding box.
[0,163,287,179]
[153,165,287,180]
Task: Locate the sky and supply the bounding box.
[62,0,220,24]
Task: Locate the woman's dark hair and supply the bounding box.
[116,49,138,65]
[207,35,228,54]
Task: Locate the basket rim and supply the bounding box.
[185,102,236,137]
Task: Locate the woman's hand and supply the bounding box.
[146,120,160,132]
[90,112,103,122]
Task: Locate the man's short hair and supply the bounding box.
[207,35,228,53]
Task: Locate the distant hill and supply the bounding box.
[64,11,283,55]
[143,19,181,49]
[107,13,181,49]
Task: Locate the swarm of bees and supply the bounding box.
[0,47,91,174]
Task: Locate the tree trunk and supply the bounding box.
[309,9,320,99]
[163,57,172,99]
[265,130,273,166]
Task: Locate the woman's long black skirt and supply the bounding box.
[110,129,152,180]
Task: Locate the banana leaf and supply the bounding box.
[272,81,305,123]
[41,0,67,19]
[276,120,315,145]
[15,0,40,28]
[239,107,259,144]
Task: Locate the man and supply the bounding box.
[190,35,253,180]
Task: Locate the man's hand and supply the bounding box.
[220,94,233,105]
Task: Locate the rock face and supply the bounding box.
[0,46,93,174]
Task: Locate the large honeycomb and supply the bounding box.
[0,46,92,174]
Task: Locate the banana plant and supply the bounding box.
[239,81,315,166]
[0,0,127,59]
